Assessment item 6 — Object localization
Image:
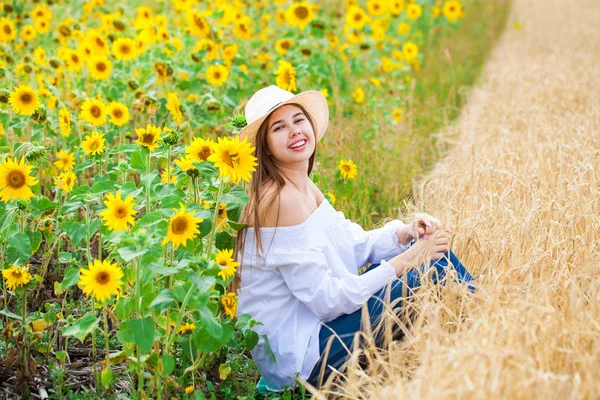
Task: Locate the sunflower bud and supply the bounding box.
[16,199,29,211]
[191,53,201,63]
[23,55,32,63]
[49,57,61,69]
[107,34,115,43]
[25,145,47,163]
[4,55,13,65]
[23,63,33,74]
[58,25,71,37]
[3,4,13,13]
[127,80,139,90]
[163,128,181,146]
[0,88,10,103]
[186,168,200,179]
[230,112,247,130]
[32,107,47,123]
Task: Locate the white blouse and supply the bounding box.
[237,199,413,391]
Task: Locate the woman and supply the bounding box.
[232,85,476,392]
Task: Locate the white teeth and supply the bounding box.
[289,140,306,149]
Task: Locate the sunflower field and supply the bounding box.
[0,0,508,398]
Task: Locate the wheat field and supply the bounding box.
[310,0,600,398]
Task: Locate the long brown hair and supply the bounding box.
[230,103,318,293]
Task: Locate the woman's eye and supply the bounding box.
[274,126,282,132]
[295,118,305,124]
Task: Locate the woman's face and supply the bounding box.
[265,104,315,165]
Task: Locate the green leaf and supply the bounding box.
[7,233,31,264]
[29,197,57,217]
[62,314,100,342]
[60,267,80,291]
[28,231,42,253]
[0,308,22,320]
[58,252,73,263]
[220,185,248,205]
[198,305,222,339]
[130,150,147,173]
[124,317,155,354]
[117,247,148,262]
[91,179,115,194]
[137,211,164,228]
[140,170,159,189]
[61,221,87,246]
[149,289,175,312]
[215,232,235,250]
[162,354,175,375]
[244,329,259,351]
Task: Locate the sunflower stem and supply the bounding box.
[205,179,224,257]
[91,299,98,390]
[166,147,171,186]
[103,306,110,387]
[164,245,174,354]
[20,291,28,391]
[146,150,152,213]
[85,205,92,264]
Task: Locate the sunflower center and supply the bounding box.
[90,105,102,118]
[20,93,32,104]
[71,54,80,63]
[112,109,123,118]
[194,15,205,30]
[218,261,227,266]
[65,177,72,185]
[96,62,106,72]
[294,6,309,19]
[171,216,188,234]
[120,44,130,54]
[3,25,12,35]
[89,140,99,151]
[95,271,110,285]
[223,151,239,168]
[198,147,211,161]
[342,165,350,173]
[12,270,22,278]
[115,206,127,218]
[214,71,221,79]
[141,133,155,144]
[281,41,290,50]
[238,24,247,33]
[354,13,362,22]
[95,37,105,48]
[7,170,25,189]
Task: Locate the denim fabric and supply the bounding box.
[306,250,475,387]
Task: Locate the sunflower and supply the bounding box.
[165,93,183,125]
[135,6,154,29]
[389,0,405,16]
[352,87,365,103]
[2,266,32,290]
[222,43,238,63]
[208,136,257,184]
[338,158,358,181]
[216,202,229,232]
[403,41,419,62]
[215,249,239,280]
[285,1,315,30]
[193,39,220,61]
[221,292,237,319]
[345,6,370,30]
[274,60,297,93]
[87,56,112,80]
[186,137,214,163]
[79,259,123,303]
[32,4,52,22]
[232,18,252,40]
[174,155,196,172]
[79,99,107,126]
[325,191,336,206]
[154,62,172,83]
[112,37,137,61]
[98,191,137,232]
[34,19,50,34]
[9,85,41,116]
[65,49,84,72]
[33,47,46,65]
[443,1,463,23]
[406,3,422,20]
[135,124,162,152]
[107,102,130,126]
[20,25,36,42]
[161,169,177,184]
[81,131,106,156]
[392,108,403,122]
[275,39,293,55]
[179,322,196,334]
[187,10,211,38]
[85,29,110,55]
[53,170,77,193]
[0,157,39,202]
[0,17,17,43]
[205,64,229,87]
[53,149,75,170]
[367,0,387,16]
[162,204,203,248]
[59,108,72,136]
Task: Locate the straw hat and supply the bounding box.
[237,85,329,146]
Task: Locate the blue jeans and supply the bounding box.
[306,250,475,387]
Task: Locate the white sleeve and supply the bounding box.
[338,216,414,269]
[275,249,396,322]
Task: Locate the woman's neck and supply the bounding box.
[277,161,311,194]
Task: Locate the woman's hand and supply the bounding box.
[389,230,450,275]
[395,213,442,244]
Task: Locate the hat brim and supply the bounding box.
[237,90,329,147]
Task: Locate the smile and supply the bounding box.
[289,139,307,149]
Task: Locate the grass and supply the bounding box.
[316,0,511,228]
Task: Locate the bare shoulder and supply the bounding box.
[258,182,307,228]
[309,180,326,204]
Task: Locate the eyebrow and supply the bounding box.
[269,112,304,131]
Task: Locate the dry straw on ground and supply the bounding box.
[309,0,600,398]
